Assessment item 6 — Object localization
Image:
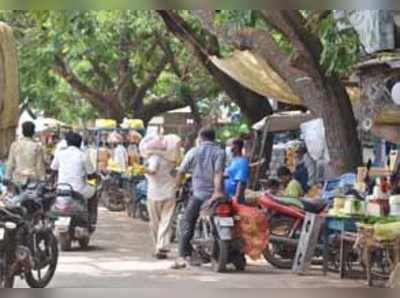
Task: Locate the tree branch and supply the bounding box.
[54,54,122,118]
[260,11,323,72]
[133,54,169,102]
[142,95,186,122]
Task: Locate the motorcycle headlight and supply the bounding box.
[5,222,17,230]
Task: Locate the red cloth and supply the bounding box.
[232,198,269,260]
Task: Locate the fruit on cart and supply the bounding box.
[374,221,400,241]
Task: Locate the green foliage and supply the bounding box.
[0,10,218,124]
[217,119,249,143]
[319,14,361,75]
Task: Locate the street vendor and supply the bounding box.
[293,142,317,192]
[277,166,304,198]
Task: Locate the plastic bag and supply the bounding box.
[300,118,329,162]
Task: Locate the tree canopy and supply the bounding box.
[0,10,220,124]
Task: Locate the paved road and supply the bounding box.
[15,208,365,288]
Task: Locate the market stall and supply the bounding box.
[250,111,316,189]
[319,159,400,287]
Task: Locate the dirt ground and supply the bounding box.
[14,207,366,288]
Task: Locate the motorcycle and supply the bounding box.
[170,176,192,243]
[191,196,246,273]
[126,178,149,222]
[259,194,328,269]
[101,171,127,212]
[0,181,58,288]
[52,183,98,251]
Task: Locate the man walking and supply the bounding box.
[172,128,225,269]
[141,134,181,259]
[5,121,46,185]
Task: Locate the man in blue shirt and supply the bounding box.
[173,128,226,269]
[224,138,249,203]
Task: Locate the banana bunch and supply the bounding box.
[126,163,145,177]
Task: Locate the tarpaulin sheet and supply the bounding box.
[210,50,400,128]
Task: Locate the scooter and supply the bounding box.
[52,184,97,251]
[191,196,246,273]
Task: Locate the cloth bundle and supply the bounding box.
[232,199,269,260]
[107,131,123,144]
[126,130,142,144]
[139,134,181,163]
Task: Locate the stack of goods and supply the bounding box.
[121,118,144,130]
[232,199,269,260]
[126,164,145,177]
[139,134,181,164]
[127,130,142,144]
[95,119,117,129]
[366,177,391,217]
[107,131,123,144]
[98,147,110,172]
[286,146,296,172]
[269,145,286,178]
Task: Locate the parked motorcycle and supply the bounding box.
[259,194,327,269]
[126,178,149,222]
[170,176,192,243]
[52,183,98,251]
[191,196,246,273]
[101,172,127,212]
[0,181,58,288]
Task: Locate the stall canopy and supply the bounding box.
[210,50,400,128]
[252,111,315,133]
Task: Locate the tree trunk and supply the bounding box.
[158,10,273,125]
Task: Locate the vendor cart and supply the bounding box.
[250,111,315,189]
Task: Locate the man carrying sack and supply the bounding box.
[140,134,181,259]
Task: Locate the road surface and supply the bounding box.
[15,207,365,288]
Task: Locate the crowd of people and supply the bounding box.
[1,120,321,270]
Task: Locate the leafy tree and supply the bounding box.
[0,10,219,124]
[160,10,362,174]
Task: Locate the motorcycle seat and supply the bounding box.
[300,198,327,214]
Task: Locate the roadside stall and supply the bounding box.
[319,153,400,286]
[91,119,146,214]
[250,111,315,189]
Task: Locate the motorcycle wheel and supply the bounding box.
[263,216,300,269]
[0,261,14,288]
[25,232,59,288]
[212,240,229,273]
[78,237,90,250]
[139,204,149,222]
[170,204,182,243]
[59,234,72,252]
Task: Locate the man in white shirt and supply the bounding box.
[51,132,96,200]
[145,153,177,259]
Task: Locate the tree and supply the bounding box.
[0,10,218,124]
[158,10,273,126]
[160,10,362,175]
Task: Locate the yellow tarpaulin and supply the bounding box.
[0,22,19,159]
[210,50,400,127]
